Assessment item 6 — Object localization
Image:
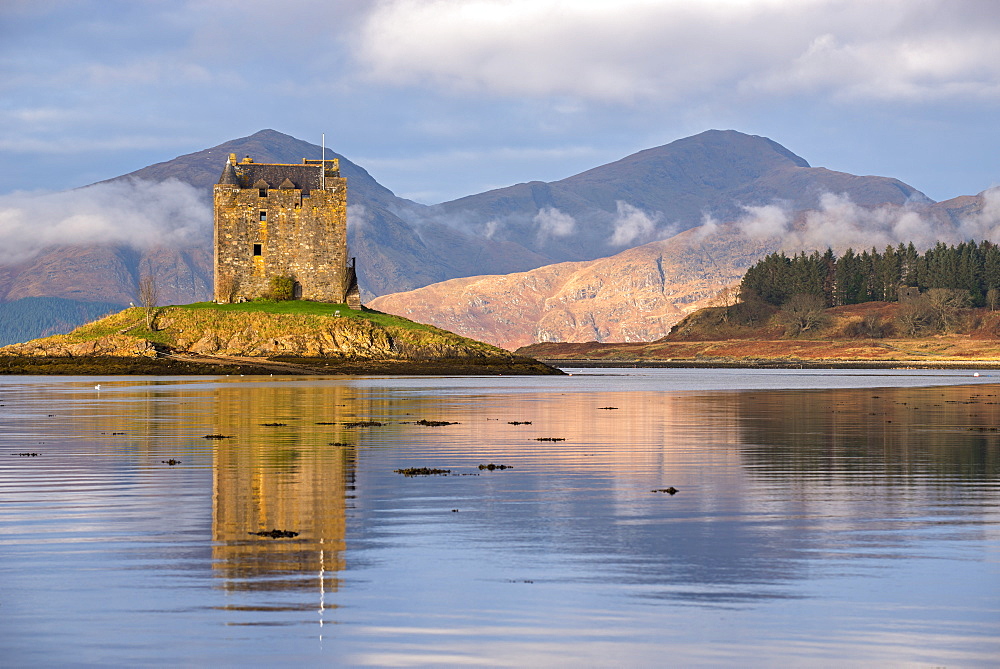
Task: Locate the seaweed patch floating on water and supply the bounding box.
[315,422,338,425]
[203,434,232,440]
[328,442,351,447]
[535,437,566,442]
[162,459,181,466]
[13,452,39,457]
[478,463,513,471]
[508,421,531,425]
[414,420,459,426]
[394,467,451,477]
[249,529,299,539]
[652,487,679,495]
[598,407,619,410]
[345,421,384,428]
[260,422,288,427]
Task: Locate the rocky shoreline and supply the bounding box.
[0,353,561,376]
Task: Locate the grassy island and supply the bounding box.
[0,301,561,376]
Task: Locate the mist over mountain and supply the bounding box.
[427,130,930,263]
[370,187,1000,349]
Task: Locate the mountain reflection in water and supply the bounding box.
[0,371,997,666]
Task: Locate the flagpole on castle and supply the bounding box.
[321,133,326,190]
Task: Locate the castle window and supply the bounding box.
[259,188,267,197]
[259,211,267,222]
[252,243,262,256]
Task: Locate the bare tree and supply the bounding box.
[139,273,159,330]
[779,293,827,336]
[926,288,970,333]
[987,288,1000,312]
[897,296,936,336]
[896,289,968,336]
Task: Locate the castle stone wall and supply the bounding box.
[214,156,353,304]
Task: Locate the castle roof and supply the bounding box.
[217,154,340,195]
[218,158,239,185]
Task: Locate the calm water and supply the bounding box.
[1,369,998,666]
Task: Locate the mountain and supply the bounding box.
[371,188,999,350]
[428,130,930,263]
[0,128,952,345]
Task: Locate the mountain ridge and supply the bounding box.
[0,128,966,347]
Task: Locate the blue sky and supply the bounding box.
[2,0,999,204]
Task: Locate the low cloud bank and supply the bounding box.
[608,201,671,246]
[533,206,576,243]
[347,203,372,231]
[729,189,1000,251]
[0,178,210,265]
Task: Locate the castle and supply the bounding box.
[213,153,360,308]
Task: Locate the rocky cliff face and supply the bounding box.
[369,226,778,350]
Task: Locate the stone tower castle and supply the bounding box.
[213,153,360,308]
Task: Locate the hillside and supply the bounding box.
[0,296,126,346]
[0,302,559,375]
[517,301,1000,366]
[370,224,777,349]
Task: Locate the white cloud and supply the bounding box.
[534,206,576,243]
[748,32,1000,101]
[356,0,1000,104]
[734,192,941,251]
[736,203,790,239]
[957,187,1000,241]
[794,192,942,250]
[483,219,501,239]
[0,178,210,265]
[608,201,663,246]
[347,203,372,231]
[717,189,1000,253]
[693,213,720,241]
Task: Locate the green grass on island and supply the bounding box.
[180,300,438,332]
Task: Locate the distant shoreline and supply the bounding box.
[543,359,1000,370]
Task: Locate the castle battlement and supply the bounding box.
[213,153,360,307]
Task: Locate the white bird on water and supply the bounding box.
[95,384,101,391]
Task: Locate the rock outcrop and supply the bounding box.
[4,333,159,358]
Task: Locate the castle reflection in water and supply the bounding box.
[208,382,360,596]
